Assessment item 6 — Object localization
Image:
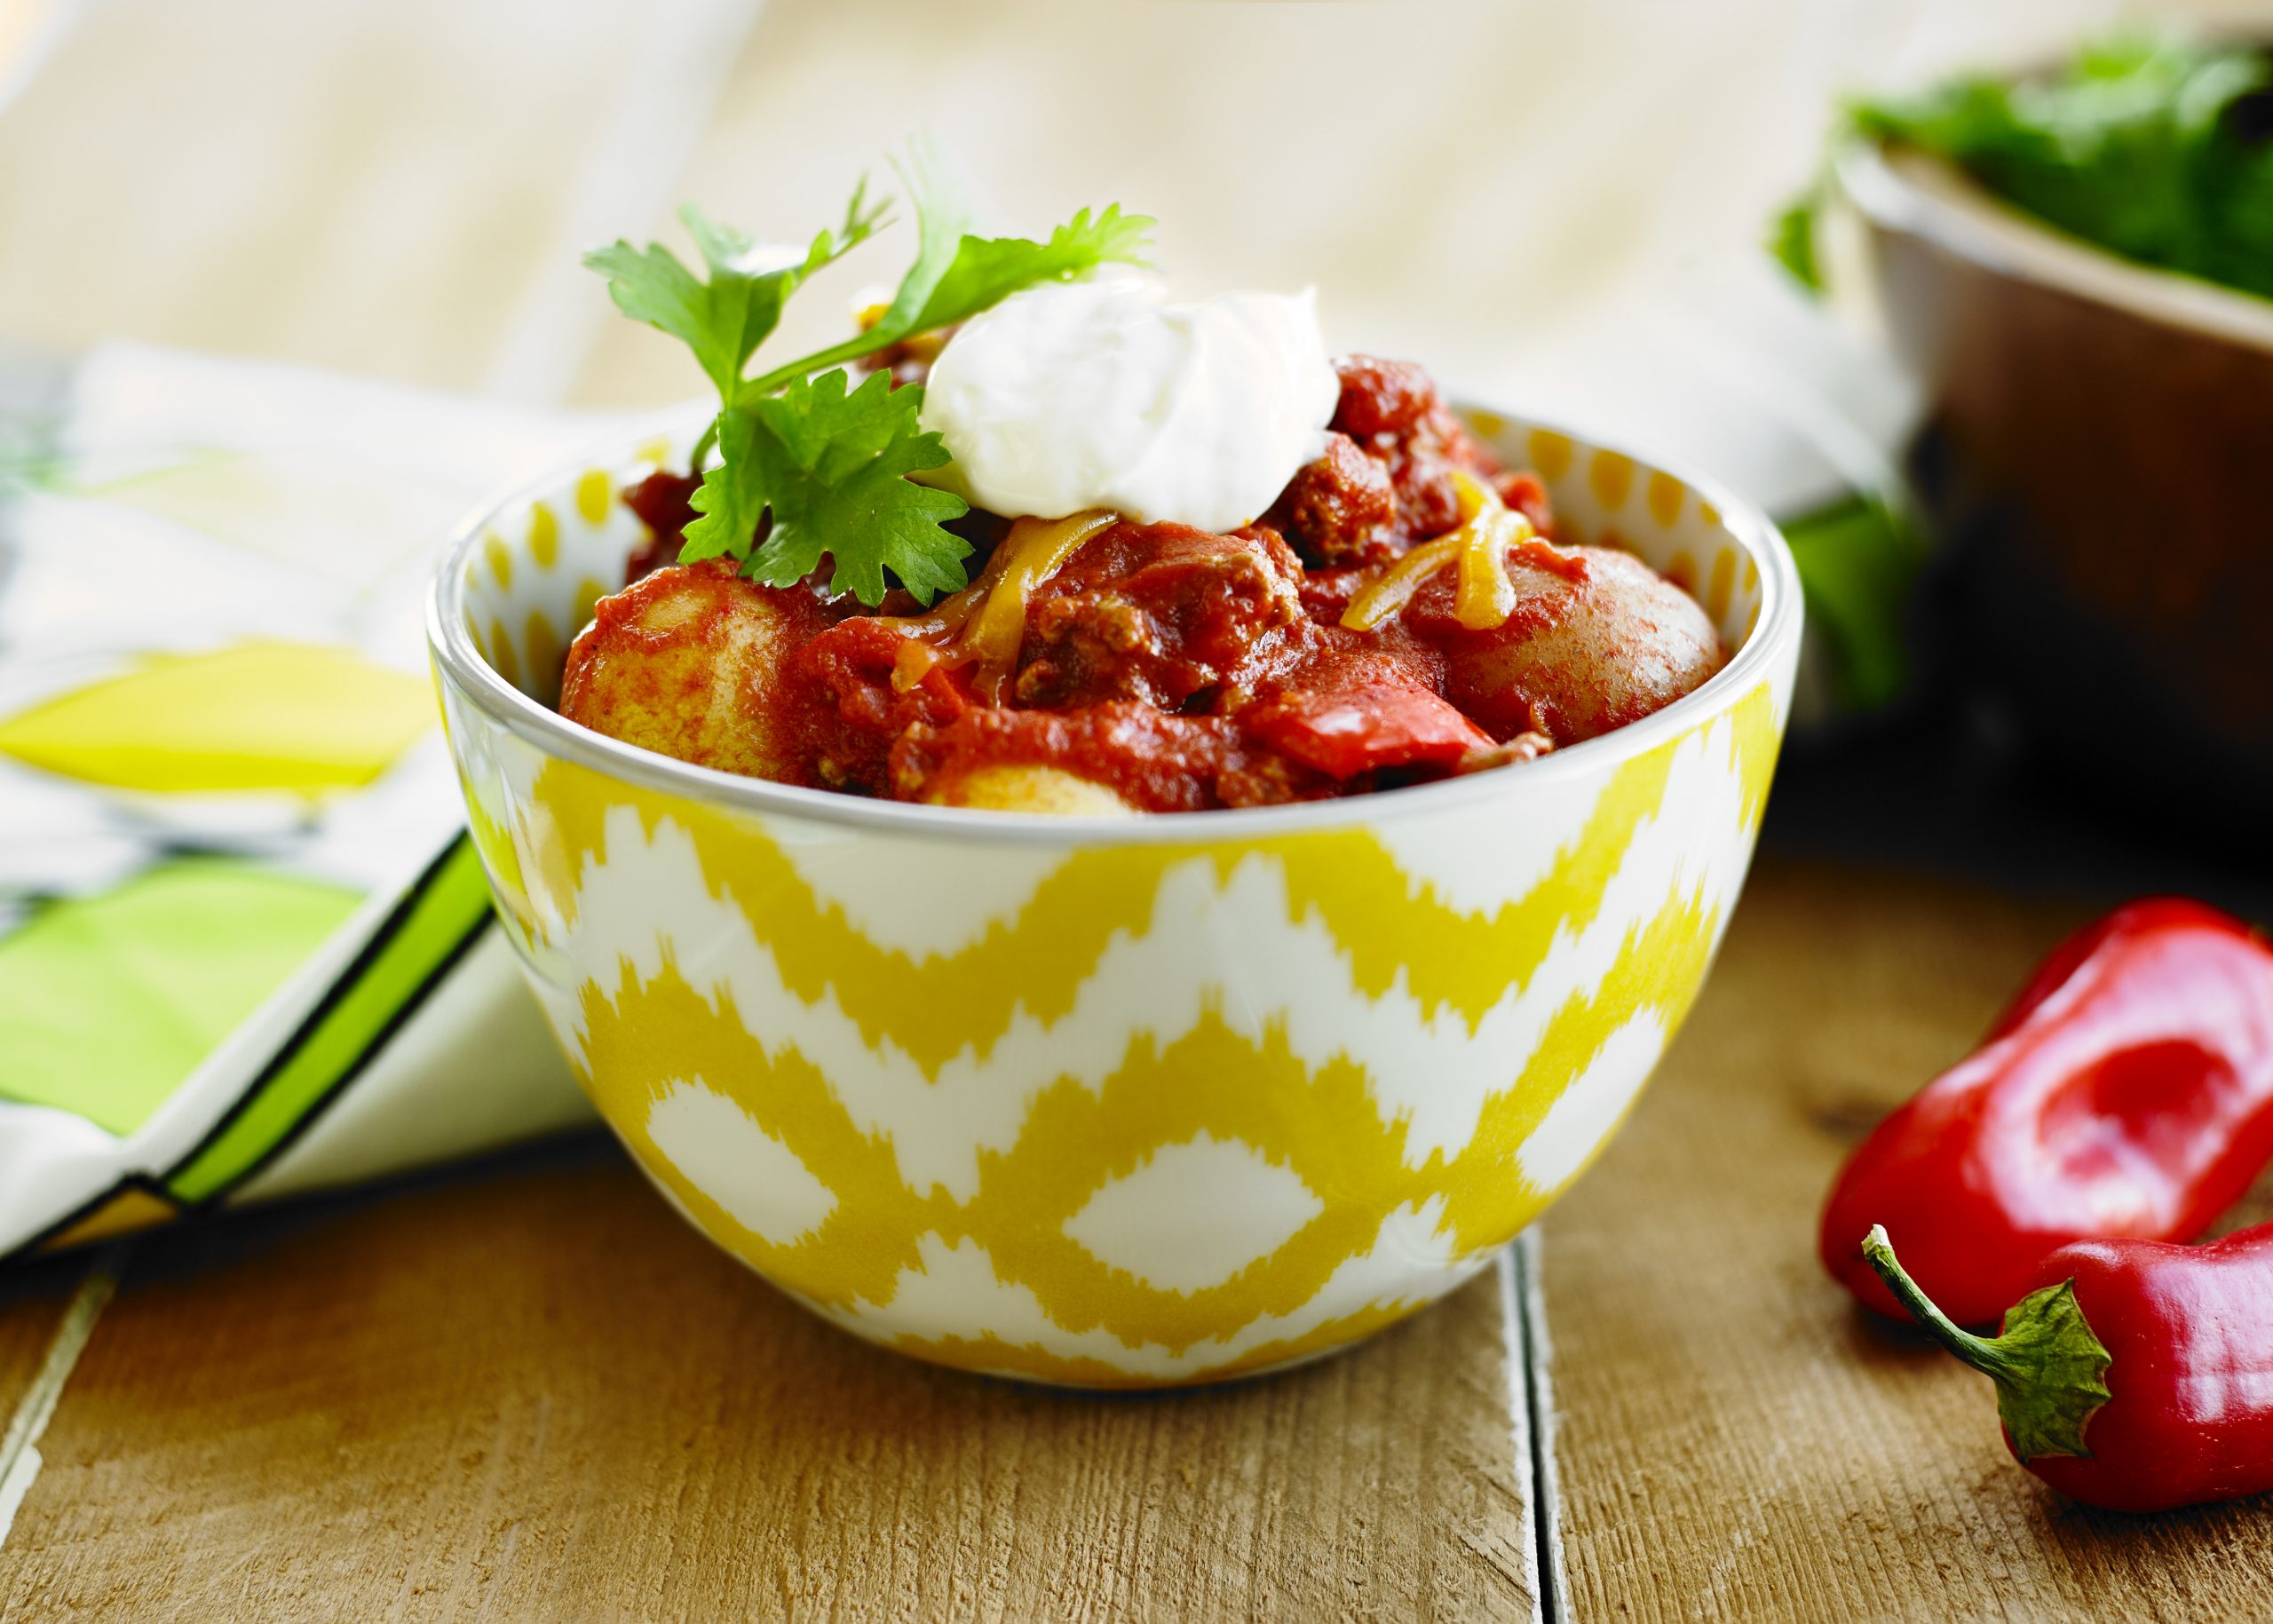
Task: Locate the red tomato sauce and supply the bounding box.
[574,355,1727,813]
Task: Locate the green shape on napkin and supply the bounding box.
[0,860,360,1136]
[164,835,495,1202]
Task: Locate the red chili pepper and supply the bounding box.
[1821,899,2273,1325]
[1863,1223,2273,1512]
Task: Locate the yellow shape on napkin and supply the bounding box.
[0,641,433,793]
[40,1186,180,1251]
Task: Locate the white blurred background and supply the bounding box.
[0,0,2267,425]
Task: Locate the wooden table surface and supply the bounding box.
[4,4,2272,1619]
[4,854,2269,1622]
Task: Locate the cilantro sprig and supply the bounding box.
[687,370,970,607]
[584,148,1152,605]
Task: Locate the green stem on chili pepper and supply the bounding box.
[1861,1224,2113,1462]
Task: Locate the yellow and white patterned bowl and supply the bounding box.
[427,407,1802,1387]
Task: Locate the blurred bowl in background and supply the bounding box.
[1833,139,2273,829]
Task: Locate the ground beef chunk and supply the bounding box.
[1495,470,1556,535]
[1374,396,1497,543]
[783,617,970,794]
[1014,521,1305,709]
[1331,356,1439,439]
[1266,355,1556,569]
[619,469,704,583]
[1264,431,1398,567]
[1334,354,1477,543]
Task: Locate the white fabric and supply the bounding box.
[0,343,608,1256]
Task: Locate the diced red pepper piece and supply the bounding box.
[1245,682,1492,779]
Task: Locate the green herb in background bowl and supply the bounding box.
[1781,34,2273,301]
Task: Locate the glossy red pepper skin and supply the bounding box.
[1244,681,1492,778]
[1823,899,2273,1325]
[2018,1225,2273,1512]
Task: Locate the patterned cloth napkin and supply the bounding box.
[0,342,609,1262]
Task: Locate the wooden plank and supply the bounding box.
[1539,857,2273,1623]
[0,1141,1534,1621]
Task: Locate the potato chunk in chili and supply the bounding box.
[1409,547,1725,744]
[931,765,1139,816]
[559,558,832,783]
[556,353,1730,814]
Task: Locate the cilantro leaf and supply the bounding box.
[676,405,765,568]
[869,135,977,349]
[583,179,889,399]
[594,148,1148,606]
[905,206,1156,334]
[686,368,971,606]
[582,237,742,395]
[847,139,1155,339]
[745,146,1152,393]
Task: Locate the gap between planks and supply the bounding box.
[1504,1230,1570,1624]
[0,1244,130,1549]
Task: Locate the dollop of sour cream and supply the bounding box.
[918,270,1339,533]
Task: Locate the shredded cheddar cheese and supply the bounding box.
[1340,536,1463,631]
[887,509,1117,699]
[960,511,1117,697]
[1341,472,1584,634]
[1451,474,1521,630]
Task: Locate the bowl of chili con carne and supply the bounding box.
[428,404,1802,1387]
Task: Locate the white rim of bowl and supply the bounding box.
[1838,142,2273,358]
[427,401,1802,848]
